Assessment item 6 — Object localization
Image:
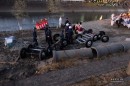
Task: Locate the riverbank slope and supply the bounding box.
[1,19,130,86]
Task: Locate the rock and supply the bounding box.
[126,61,130,75]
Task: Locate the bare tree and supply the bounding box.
[12,0,27,38]
[48,0,61,13]
[12,0,27,19]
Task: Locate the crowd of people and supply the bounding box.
[63,18,85,44]
[111,11,130,29]
[33,24,53,47]
[32,17,84,49]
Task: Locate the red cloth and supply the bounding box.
[36,23,40,30]
[78,27,83,31]
[35,19,48,30]
[75,24,79,31]
[75,24,83,32]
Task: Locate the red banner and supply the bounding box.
[35,19,48,30]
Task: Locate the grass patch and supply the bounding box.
[36,58,78,74]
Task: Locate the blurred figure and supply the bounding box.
[99,15,103,20]
[60,30,65,49]
[65,18,70,25]
[33,27,38,46]
[111,13,116,26]
[74,22,79,34]
[116,14,124,28]
[75,22,84,34]
[59,16,62,28]
[67,26,74,44]
[65,23,69,40]
[45,27,53,47]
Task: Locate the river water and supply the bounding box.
[0,12,121,31]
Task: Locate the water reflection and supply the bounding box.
[0,12,121,31]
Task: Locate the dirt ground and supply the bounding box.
[1,19,130,86]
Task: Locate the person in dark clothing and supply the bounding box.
[116,17,124,28]
[45,28,53,47]
[64,25,69,41]
[67,26,73,44]
[65,18,70,25]
[44,24,49,42]
[60,30,65,41]
[60,30,65,49]
[33,27,38,46]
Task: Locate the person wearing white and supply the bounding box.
[111,14,116,26]
[59,17,62,28]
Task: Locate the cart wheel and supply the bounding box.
[53,34,60,42]
[27,44,34,50]
[60,39,68,50]
[93,35,98,41]
[83,30,88,34]
[20,48,27,58]
[101,35,109,42]
[87,29,93,34]
[39,49,46,60]
[98,34,102,40]
[54,44,61,50]
[99,31,105,36]
[63,39,68,46]
[47,47,53,56]
[75,34,82,39]
[85,40,93,48]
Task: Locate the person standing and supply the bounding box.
[33,27,38,46]
[59,16,62,28]
[65,18,70,25]
[67,26,74,44]
[60,30,65,49]
[116,15,123,28]
[111,13,116,26]
[44,24,49,42]
[45,27,53,47]
[64,23,69,41]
